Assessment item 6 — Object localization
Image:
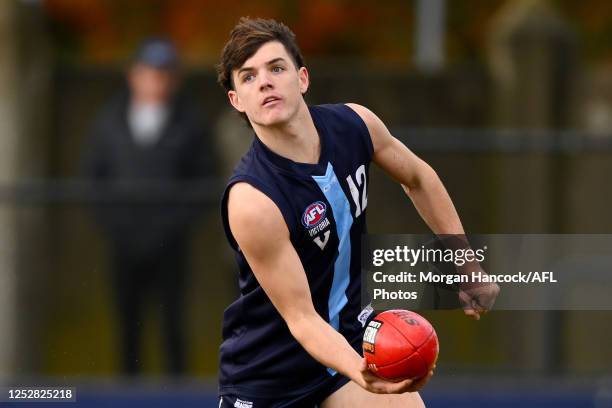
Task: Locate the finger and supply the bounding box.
[409,370,434,392]
[475,296,496,314]
[359,357,368,372]
[471,296,488,312]
[463,308,480,320]
[394,372,432,393]
[412,370,433,390]
[468,297,484,312]
[388,377,414,393]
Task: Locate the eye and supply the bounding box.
[242,73,255,83]
[271,66,285,73]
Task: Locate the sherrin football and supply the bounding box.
[362,310,439,380]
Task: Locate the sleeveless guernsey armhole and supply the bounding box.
[340,104,375,161]
[221,175,298,251]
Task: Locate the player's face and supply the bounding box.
[228,41,309,127]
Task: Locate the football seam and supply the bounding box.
[373,348,425,370]
[383,314,436,349]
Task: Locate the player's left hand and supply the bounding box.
[458,264,500,320]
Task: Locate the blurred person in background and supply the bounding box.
[81,38,215,376]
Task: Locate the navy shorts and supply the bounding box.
[219,373,351,408]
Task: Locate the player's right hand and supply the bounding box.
[356,358,434,394]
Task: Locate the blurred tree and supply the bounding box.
[42,0,612,66]
[555,0,612,63]
[44,0,412,65]
[446,0,506,62]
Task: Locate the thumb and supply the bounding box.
[360,357,369,372]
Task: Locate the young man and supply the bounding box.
[216,18,497,407]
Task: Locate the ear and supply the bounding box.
[227,90,245,113]
[298,66,309,94]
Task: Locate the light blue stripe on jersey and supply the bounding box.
[312,162,354,376]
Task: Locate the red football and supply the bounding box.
[362,310,439,380]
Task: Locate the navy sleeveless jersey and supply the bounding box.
[219,104,373,398]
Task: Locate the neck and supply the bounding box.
[252,101,320,164]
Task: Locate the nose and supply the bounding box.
[258,70,273,91]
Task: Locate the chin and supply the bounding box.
[255,111,291,127]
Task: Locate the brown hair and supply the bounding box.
[217,17,305,92]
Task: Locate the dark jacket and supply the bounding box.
[82,89,214,259]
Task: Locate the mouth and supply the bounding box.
[262,96,282,107]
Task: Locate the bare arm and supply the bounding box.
[346,103,464,235]
[346,103,499,318]
[227,182,426,392]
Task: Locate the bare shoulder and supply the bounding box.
[344,103,393,152]
[344,103,378,126]
[227,182,289,254]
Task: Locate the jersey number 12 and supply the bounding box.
[346,164,368,217]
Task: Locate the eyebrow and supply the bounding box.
[237,57,287,76]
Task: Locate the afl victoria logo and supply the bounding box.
[302,201,327,228]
